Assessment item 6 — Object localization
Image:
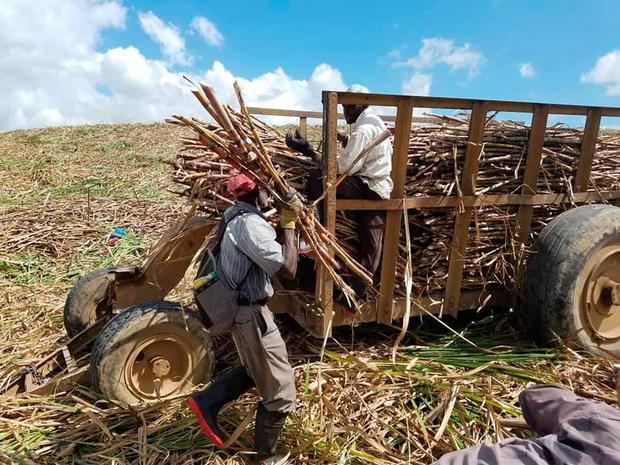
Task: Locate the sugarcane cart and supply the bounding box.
[3,91,620,406]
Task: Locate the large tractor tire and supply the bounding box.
[522,204,620,355]
[91,301,215,405]
[64,267,116,337]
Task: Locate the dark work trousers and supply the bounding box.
[307,168,385,298]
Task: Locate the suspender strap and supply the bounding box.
[197,203,264,279]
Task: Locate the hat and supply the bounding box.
[346,84,369,93]
[227,173,257,198]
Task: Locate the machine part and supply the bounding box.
[113,216,214,309]
[91,301,215,405]
[522,204,620,355]
[62,216,213,339]
[63,267,116,337]
[1,319,105,396]
[4,215,214,400]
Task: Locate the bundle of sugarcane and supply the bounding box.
[170,116,316,217]
[384,204,572,298]
[391,117,620,296]
[168,81,371,307]
[405,116,620,197]
[170,98,620,301]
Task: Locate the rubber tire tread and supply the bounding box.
[63,267,115,337]
[91,301,215,405]
[522,204,620,354]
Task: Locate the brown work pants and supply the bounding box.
[307,168,385,297]
[232,304,296,413]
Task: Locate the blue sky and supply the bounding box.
[2,0,620,130]
[107,0,619,103]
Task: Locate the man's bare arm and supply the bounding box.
[276,193,302,279]
[278,229,298,279]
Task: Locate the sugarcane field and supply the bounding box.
[2,2,620,465]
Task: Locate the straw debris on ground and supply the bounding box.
[0,314,616,465]
[0,118,618,464]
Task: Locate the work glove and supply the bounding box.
[285,129,314,157]
[278,189,304,229]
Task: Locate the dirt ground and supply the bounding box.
[0,123,616,465]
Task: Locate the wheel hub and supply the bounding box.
[125,334,195,400]
[150,357,171,377]
[582,245,620,341]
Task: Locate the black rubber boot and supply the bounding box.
[188,366,255,447]
[254,403,289,463]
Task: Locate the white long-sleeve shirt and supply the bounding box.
[337,107,393,199]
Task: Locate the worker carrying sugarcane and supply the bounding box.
[285,84,393,302]
[188,172,302,465]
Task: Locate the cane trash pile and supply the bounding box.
[0,316,616,465]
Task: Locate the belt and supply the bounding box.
[237,297,269,306]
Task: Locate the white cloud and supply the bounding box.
[395,38,482,103]
[0,0,349,131]
[190,16,224,46]
[1,0,126,62]
[200,62,347,118]
[402,73,432,95]
[387,49,401,60]
[0,0,126,129]
[399,38,484,76]
[138,11,191,65]
[401,73,432,116]
[386,45,408,61]
[581,50,620,95]
[519,62,535,79]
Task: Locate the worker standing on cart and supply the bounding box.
[188,173,302,465]
[285,85,393,302]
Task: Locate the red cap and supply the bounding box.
[227,173,257,198]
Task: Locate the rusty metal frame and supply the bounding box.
[113,215,213,308]
[2,215,214,397]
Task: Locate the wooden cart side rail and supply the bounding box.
[513,105,550,246]
[247,106,436,124]
[314,90,620,337]
[574,108,603,192]
[315,92,339,336]
[336,92,620,116]
[443,101,488,316]
[377,97,415,323]
[336,190,620,210]
[511,105,551,305]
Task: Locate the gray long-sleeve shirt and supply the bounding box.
[433,384,620,465]
[218,201,284,303]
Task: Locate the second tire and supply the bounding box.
[91,301,215,405]
[522,204,620,355]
